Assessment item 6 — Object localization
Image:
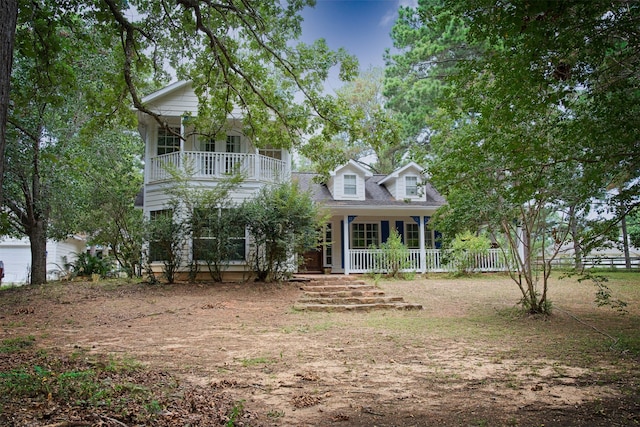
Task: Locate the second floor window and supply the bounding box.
[226,135,241,153]
[406,176,418,196]
[344,174,357,195]
[157,127,180,155]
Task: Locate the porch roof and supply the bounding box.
[293,172,445,208]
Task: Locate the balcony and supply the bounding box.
[148,151,288,184]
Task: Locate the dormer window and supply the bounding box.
[157,127,180,155]
[344,174,357,195]
[406,176,418,196]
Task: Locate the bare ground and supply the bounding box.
[1,273,639,426]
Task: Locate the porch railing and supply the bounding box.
[148,151,288,183]
[348,248,511,274]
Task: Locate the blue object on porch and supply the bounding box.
[411,216,420,224]
[348,215,357,224]
[435,230,442,249]
[424,216,431,225]
[381,221,389,243]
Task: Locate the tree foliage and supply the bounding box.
[5,6,133,284]
[328,68,405,174]
[388,0,640,313]
[241,182,324,282]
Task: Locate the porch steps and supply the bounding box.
[293,276,422,312]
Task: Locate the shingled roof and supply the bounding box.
[293,172,445,208]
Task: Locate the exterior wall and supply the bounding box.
[331,165,367,201]
[0,237,85,284]
[143,83,199,116]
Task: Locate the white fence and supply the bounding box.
[348,248,512,274]
[148,152,287,183]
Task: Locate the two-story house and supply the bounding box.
[136,81,291,279]
[136,81,454,279]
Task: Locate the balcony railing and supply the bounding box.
[348,248,512,274]
[148,151,288,183]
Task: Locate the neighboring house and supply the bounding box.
[135,81,291,279]
[0,236,86,284]
[295,161,446,274]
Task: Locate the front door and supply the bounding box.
[302,249,323,273]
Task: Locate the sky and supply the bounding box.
[299,0,417,93]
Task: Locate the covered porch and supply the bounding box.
[317,211,511,275]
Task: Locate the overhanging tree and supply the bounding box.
[389,0,640,313]
[5,7,130,285]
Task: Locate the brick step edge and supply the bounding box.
[300,296,405,305]
[292,303,423,312]
[302,290,386,298]
[300,285,376,292]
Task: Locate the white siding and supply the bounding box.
[143,84,199,117]
[332,168,366,201]
[0,237,85,284]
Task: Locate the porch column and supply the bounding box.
[180,116,186,152]
[419,216,426,274]
[343,215,350,275]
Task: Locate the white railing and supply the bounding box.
[148,152,288,183]
[348,248,511,274]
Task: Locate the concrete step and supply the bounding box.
[300,284,377,293]
[293,303,423,312]
[299,296,405,305]
[301,289,386,298]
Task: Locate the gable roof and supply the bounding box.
[329,159,373,178]
[378,161,424,186]
[140,80,191,104]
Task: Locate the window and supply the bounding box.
[351,223,379,248]
[405,223,435,249]
[259,147,282,160]
[405,223,420,249]
[202,138,216,152]
[192,208,246,262]
[226,135,241,153]
[344,174,357,195]
[157,127,180,155]
[406,176,418,196]
[324,223,332,266]
[149,209,173,262]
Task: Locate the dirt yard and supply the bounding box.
[1,273,639,426]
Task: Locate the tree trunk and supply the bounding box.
[0,0,18,204]
[621,215,631,270]
[29,220,48,285]
[569,205,583,270]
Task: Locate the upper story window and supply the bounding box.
[259,147,282,160]
[344,174,357,195]
[226,135,241,153]
[157,127,180,155]
[405,176,418,196]
[202,138,216,152]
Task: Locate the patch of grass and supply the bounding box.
[240,356,276,367]
[611,333,640,356]
[0,335,35,353]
